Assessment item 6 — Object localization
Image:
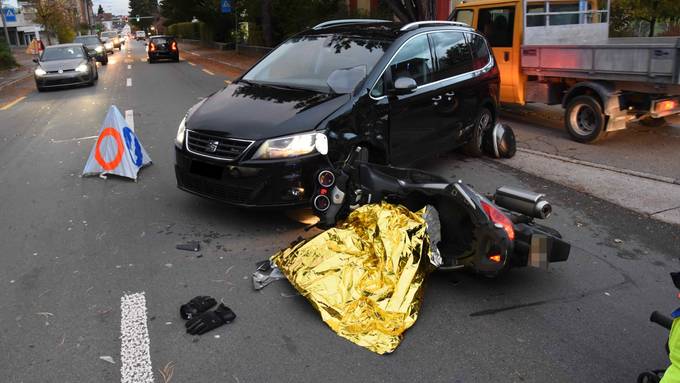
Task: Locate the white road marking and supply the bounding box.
[189,52,199,56]
[127,64,131,69]
[202,69,214,76]
[125,109,135,131]
[187,61,196,66]
[126,78,132,87]
[50,135,98,143]
[224,80,232,85]
[120,292,154,383]
[140,58,146,62]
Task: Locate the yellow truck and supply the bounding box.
[451,0,680,142]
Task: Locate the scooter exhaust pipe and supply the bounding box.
[494,186,552,219]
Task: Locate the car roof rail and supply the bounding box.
[312,19,393,30]
[400,20,469,31]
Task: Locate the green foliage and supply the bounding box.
[614,0,680,36]
[0,38,17,70]
[160,0,236,42]
[167,21,213,41]
[56,25,76,43]
[129,0,159,30]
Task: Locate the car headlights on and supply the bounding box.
[95,46,103,53]
[75,63,89,73]
[175,117,186,149]
[34,68,47,76]
[252,132,318,160]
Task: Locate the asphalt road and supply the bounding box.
[1,40,680,383]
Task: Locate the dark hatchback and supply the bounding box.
[148,35,179,63]
[174,20,500,208]
[74,35,108,65]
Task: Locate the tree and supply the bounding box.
[383,0,436,22]
[97,4,104,15]
[129,0,158,30]
[616,0,680,37]
[29,0,76,44]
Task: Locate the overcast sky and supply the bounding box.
[92,0,129,16]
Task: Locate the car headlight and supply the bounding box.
[95,46,103,53]
[175,117,186,148]
[251,132,318,160]
[75,63,89,73]
[34,68,46,76]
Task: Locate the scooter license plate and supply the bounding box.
[529,235,549,270]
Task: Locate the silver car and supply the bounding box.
[34,44,98,91]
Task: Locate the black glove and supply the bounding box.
[185,303,236,335]
[180,296,217,320]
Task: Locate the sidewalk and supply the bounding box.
[0,48,36,89]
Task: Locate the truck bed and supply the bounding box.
[521,37,680,91]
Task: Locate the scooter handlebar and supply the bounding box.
[650,311,674,330]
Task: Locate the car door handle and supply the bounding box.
[431,95,442,101]
[445,92,455,97]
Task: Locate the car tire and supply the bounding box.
[37,85,45,92]
[565,95,607,143]
[463,107,493,157]
[102,57,108,65]
[639,116,667,127]
[148,58,154,64]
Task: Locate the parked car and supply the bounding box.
[135,31,146,41]
[73,35,108,65]
[174,20,500,207]
[100,30,122,50]
[147,35,179,63]
[33,43,98,91]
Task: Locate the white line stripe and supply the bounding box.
[127,64,131,69]
[126,78,132,87]
[202,69,214,76]
[189,52,199,56]
[125,109,135,131]
[120,292,154,383]
[187,61,196,66]
[50,135,98,143]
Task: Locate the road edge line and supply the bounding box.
[120,292,154,383]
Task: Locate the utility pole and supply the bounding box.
[1,6,12,47]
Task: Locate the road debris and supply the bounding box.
[99,355,116,364]
[252,260,286,290]
[185,303,236,335]
[158,361,175,383]
[614,238,624,244]
[180,296,217,320]
[36,312,54,326]
[176,241,200,252]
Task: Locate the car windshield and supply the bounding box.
[75,36,100,45]
[41,46,85,61]
[242,34,391,93]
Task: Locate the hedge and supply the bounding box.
[167,22,213,42]
[0,38,17,70]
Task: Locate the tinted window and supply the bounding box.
[243,35,390,93]
[454,9,474,26]
[389,34,433,86]
[41,46,85,61]
[468,33,491,70]
[151,38,169,44]
[478,7,515,47]
[430,32,472,80]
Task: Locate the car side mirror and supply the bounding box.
[391,77,418,95]
[32,58,39,63]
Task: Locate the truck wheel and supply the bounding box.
[464,107,493,156]
[565,95,607,143]
[639,116,667,127]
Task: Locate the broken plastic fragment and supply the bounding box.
[99,355,115,364]
[176,241,200,252]
[252,260,286,290]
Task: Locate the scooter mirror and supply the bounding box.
[315,133,328,155]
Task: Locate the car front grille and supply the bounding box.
[47,69,76,74]
[186,130,254,161]
[178,172,254,203]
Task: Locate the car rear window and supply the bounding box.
[75,36,100,45]
[151,38,169,44]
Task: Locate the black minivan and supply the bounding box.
[174,20,500,207]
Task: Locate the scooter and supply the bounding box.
[309,133,570,277]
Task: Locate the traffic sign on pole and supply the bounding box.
[2,8,16,22]
[221,0,231,14]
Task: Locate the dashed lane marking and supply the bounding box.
[187,61,196,66]
[120,292,154,383]
[202,69,214,76]
[127,64,131,69]
[126,78,132,87]
[125,109,135,131]
[189,52,199,56]
[0,96,26,111]
[224,80,231,84]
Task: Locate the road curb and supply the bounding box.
[517,147,680,185]
[0,72,32,91]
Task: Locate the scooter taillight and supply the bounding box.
[481,201,515,241]
[171,41,177,51]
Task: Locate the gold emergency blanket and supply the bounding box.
[272,202,433,354]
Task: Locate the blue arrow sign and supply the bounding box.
[221,0,231,14]
[2,8,17,22]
